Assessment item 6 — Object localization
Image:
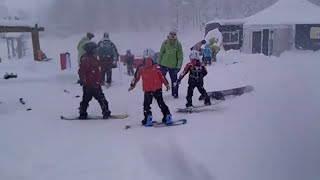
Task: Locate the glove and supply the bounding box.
[128,82,136,91]
[128,86,135,91]
[173,79,181,87]
[165,84,170,91]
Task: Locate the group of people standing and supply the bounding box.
[77,32,119,87]
[76,30,220,126]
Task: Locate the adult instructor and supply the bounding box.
[158,31,184,98]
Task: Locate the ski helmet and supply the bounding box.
[189,50,200,60]
[126,49,131,54]
[83,41,98,54]
[86,32,94,39]
[103,32,109,38]
[143,48,155,62]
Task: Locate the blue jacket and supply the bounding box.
[202,45,211,58]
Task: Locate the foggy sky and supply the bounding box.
[2,0,320,34]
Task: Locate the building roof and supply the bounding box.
[206,18,247,26]
[244,0,320,27]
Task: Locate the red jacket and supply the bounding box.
[78,54,105,87]
[132,58,168,92]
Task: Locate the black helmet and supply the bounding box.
[83,41,97,54]
[86,32,94,39]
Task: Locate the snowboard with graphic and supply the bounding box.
[60,114,129,120]
[125,119,187,129]
[199,85,254,100]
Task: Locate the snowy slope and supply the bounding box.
[1,31,320,180]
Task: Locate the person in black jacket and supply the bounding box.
[176,51,211,108]
[124,49,135,76]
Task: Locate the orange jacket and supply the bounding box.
[132,58,168,92]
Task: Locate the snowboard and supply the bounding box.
[125,119,187,130]
[199,85,254,100]
[60,114,129,120]
[177,100,223,113]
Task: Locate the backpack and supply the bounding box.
[98,41,114,60]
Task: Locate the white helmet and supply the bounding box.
[143,48,155,61]
[189,50,200,60]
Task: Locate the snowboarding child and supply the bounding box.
[97,32,119,87]
[176,51,211,108]
[124,49,135,76]
[78,41,111,119]
[202,44,212,66]
[128,49,172,126]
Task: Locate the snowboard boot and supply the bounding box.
[79,112,88,119]
[142,115,153,126]
[204,97,212,106]
[102,110,111,119]
[186,101,193,108]
[162,114,173,125]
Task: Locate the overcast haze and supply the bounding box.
[1,0,320,34]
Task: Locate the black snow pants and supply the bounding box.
[101,67,112,84]
[79,86,110,116]
[186,80,210,104]
[143,89,170,119]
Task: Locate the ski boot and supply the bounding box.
[142,115,153,126]
[162,114,173,125]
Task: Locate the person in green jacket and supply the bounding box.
[76,32,94,83]
[158,31,183,98]
[77,32,95,64]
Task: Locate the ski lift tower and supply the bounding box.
[0,19,44,61]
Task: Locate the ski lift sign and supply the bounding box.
[310,27,320,39]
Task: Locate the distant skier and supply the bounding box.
[176,50,211,108]
[78,41,111,119]
[128,49,172,126]
[97,32,119,87]
[202,44,212,66]
[124,49,135,76]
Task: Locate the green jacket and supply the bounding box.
[77,36,90,59]
[159,38,183,69]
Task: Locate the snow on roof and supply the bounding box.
[0,19,38,27]
[206,18,247,26]
[244,0,320,27]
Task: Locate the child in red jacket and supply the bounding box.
[129,49,172,126]
[176,50,211,107]
[78,41,111,119]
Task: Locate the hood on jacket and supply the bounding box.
[101,37,110,42]
[144,57,154,67]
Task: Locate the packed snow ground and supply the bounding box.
[0,31,320,180]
